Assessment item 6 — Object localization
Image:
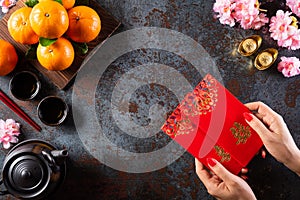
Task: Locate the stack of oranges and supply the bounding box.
[7,0,101,71]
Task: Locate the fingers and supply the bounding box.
[244,101,273,114]
[244,101,280,127]
[245,101,287,138]
[240,168,249,180]
[244,112,272,141]
[207,158,236,184]
[195,158,212,188]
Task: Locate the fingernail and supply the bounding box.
[241,168,248,174]
[261,150,266,159]
[241,175,248,180]
[207,158,217,167]
[243,112,253,122]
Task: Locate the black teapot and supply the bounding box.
[0,139,68,199]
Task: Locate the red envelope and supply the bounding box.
[161,74,263,175]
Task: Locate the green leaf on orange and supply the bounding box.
[54,0,63,5]
[72,41,88,54]
[39,37,57,47]
[25,0,39,7]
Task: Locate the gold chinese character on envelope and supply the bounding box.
[161,74,263,175]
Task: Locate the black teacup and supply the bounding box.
[37,96,68,126]
[9,71,41,101]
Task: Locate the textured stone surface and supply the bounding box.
[0,0,300,199]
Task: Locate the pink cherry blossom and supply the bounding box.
[0,119,21,149]
[253,13,269,29]
[213,0,236,27]
[234,0,259,28]
[0,0,16,13]
[286,0,300,18]
[269,10,300,50]
[269,10,292,40]
[213,0,268,30]
[238,12,269,30]
[278,29,300,50]
[278,56,300,77]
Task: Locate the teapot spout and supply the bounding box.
[50,150,68,165]
[51,150,68,158]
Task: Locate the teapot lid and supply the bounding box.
[3,153,50,199]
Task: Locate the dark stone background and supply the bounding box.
[0,0,300,199]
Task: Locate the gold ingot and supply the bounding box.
[238,35,262,56]
[254,48,278,70]
[291,16,298,28]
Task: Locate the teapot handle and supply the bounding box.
[41,150,56,167]
[0,179,9,195]
[41,150,61,173]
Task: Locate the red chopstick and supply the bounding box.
[0,89,41,132]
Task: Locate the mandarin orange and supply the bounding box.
[29,1,69,39]
[8,7,39,44]
[37,37,74,71]
[0,40,18,76]
[62,0,75,10]
[38,0,75,10]
[66,6,101,43]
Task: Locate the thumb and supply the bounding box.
[207,158,236,183]
[243,112,271,142]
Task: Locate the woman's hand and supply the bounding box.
[195,158,256,200]
[244,101,300,176]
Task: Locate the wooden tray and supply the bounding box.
[0,0,121,89]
